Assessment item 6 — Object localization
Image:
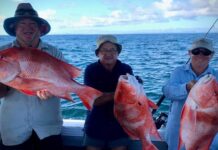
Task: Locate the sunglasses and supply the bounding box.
[191,48,213,56]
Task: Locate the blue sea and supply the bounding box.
[0,33,218,119]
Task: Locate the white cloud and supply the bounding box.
[153,0,218,19]
[38,9,56,20]
[66,8,160,27]
[63,0,218,28]
[53,10,128,28]
[11,0,25,2]
[46,0,218,34]
[153,0,173,10]
[0,16,4,21]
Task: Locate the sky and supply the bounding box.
[0,0,218,35]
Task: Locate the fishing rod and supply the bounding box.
[204,18,218,38]
[152,95,165,115]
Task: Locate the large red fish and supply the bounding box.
[178,74,218,150]
[114,74,161,150]
[0,47,102,110]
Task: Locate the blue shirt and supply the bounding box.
[163,62,218,150]
[0,40,63,146]
[84,60,133,140]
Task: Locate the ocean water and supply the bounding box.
[0,33,218,119]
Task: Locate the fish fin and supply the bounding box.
[60,94,74,102]
[29,48,81,78]
[141,134,158,150]
[142,140,158,150]
[122,125,138,139]
[8,77,40,96]
[20,89,36,95]
[114,110,139,139]
[147,99,158,109]
[74,83,102,110]
[150,120,162,140]
[62,63,81,78]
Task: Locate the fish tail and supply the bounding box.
[151,125,162,140]
[178,127,184,150]
[142,140,158,150]
[75,85,102,110]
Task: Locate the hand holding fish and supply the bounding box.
[94,92,114,106]
[186,80,197,92]
[36,89,52,100]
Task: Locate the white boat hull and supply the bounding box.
[62,119,168,150]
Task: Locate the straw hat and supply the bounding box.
[95,35,122,56]
[190,38,214,52]
[3,3,50,36]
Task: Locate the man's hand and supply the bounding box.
[135,75,143,84]
[186,80,197,92]
[36,89,52,100]
[94,93,114,106]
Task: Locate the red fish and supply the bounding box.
[114,74,161,150]
[178,74,218,150]
[0,47,102,110]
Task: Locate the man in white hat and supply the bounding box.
[0,3,63,150]
[163,38,218,150]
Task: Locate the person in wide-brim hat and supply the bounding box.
[0,3,64,150]
[3,3,50,36]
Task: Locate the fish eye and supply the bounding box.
[0,55,3,59]
[138,102,142,106]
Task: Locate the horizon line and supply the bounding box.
[0,32,218,36]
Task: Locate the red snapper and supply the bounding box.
[0,47,102,110]
[114,74,161,150]
[178,74,218,150]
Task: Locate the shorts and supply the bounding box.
[83,134,130,148]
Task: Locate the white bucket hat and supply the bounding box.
[95,35,122,56]
[190,38,214,52]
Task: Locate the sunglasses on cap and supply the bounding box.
[191,48,213,56]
